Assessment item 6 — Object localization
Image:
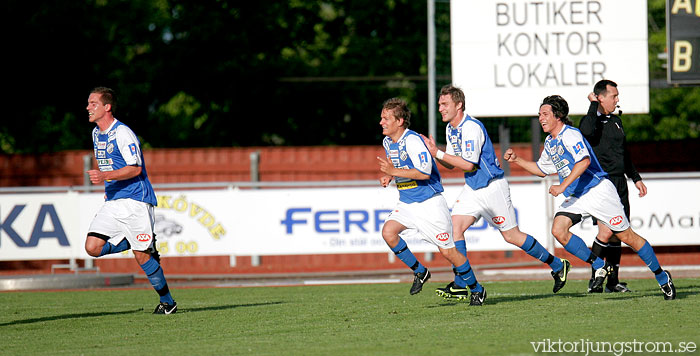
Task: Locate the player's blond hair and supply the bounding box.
[382,98,411,128]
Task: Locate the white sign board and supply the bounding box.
[568,179,700,247]
[450,0,649,116]
[1,177,698,261]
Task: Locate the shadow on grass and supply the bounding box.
[0,302,285,326]
[425,292,566,308]
[427,281,699,307]
[0,309,143,327]
[179,301,284,313]
[600,284,699,300]
[676,284,700,299]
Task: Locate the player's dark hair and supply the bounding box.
[91,87,117,114]
[593,79,617,96]
[439,84,466,112]
[382,98,411,128]
[541,95,572,126]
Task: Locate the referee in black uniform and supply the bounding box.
[579,79,648,293]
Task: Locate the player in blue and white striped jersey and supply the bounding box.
[84,87,177,313]
[504,95,675,300]
[422,85,570,299]
[377,98,486,305]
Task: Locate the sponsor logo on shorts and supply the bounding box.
[136,233,151,242]
[609,216,624,226]
[492,216,506,225]
[436,232,449,242]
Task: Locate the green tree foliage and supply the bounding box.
[3,0,698,153]
[4,0,429,152]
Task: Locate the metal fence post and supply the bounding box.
[531,117,541,161]
[499,123,511,176]
[250,151,260,185]
[83,154,92,187]
[250,151,260,265]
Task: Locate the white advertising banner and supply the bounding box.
[569,179,700,247]
[0,192,83,260]
[1,177,698,261]
[450,0,649,116]
[227,183,548,256]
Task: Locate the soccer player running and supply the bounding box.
[84,87,177,313]
[503,95,675,300]
[377,97,486,306]
[421,85,570,298]
[579,79,647,293]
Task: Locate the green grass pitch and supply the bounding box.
[1,278,698,355]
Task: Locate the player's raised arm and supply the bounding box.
[503,148,545,177]
[376,156,429,181]
[421,134,455,170]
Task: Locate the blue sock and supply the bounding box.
[454,239,467,257]
[140,257,174,304]
[564,234,604,269]
[454,261,482,292]
[99,239,130,257]
[638,241,668,285]
[390,238,426,274]
[521,235,562,272]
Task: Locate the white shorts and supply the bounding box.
[556,179,630,232]
[451,178,518,231]
[88,199,156,251]
[385,194,455,249]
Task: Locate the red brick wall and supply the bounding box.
[2,141,697,187]
[0,144,536,187]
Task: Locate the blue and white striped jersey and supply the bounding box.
[445,114,504,190]
[383,129,444,203]
[92,119,157,206]
[537,125,608,197]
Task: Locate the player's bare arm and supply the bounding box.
[503,148,545,177]
[441,154,474,172]
[87,165,142,184]
[420,133,473,171]
[549,157,590,197]
[376,156,430,180]
[420,134,455,169]
[420,134,439,156]
[379,174,393,187]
